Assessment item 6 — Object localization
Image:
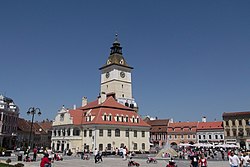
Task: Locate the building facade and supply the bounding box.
[223,111,250,150]
[51,36,150,153]
[0,95,19,149]
[167,122,198,146]
[197,120,224,145]
[144,118,169,148]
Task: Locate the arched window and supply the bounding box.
[73,128,80,136]
[115,129,120,137]
[54,130,56,136]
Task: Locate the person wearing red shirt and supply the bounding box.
[198,154,207,167]
[40,154,51,167]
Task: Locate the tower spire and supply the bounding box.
[110,33,122,54]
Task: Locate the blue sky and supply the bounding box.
[1,0,250,122]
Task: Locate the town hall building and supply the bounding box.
[51,35,150,153]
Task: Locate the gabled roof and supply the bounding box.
[197,121,223,130]
[69,96,150,127]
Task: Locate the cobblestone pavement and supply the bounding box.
[8,157,229,167]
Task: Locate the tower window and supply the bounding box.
[122,84,123,88]
[122,94,124,97]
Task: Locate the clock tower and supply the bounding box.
[99,35,137,111]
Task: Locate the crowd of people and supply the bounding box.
[177,146,250,167]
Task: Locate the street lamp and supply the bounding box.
[27,107,41,148]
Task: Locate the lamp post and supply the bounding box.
[27,107,41,148]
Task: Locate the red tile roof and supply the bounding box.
[146,119,169,126]
[18,118,31,132]
[69,96,150,127]
[167,122,198,133]
[197,122,223,130]
[145,119,169,133]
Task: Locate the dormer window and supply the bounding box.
[137,117,139,123]
[116,115,119,121]
[109,114,112,121]
[120,59,124,64]
[107,59,111,64]
[104,115,107,121]
[126,116,129,122]
[60,113,64,121]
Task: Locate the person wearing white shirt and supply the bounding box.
[229,151,240,167]
[241,152,250,167]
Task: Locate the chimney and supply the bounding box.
[82,97,87,107]
[202,116,207,122]
[169,118,174,123]
[100,92,106,104]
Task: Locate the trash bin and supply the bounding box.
[17,154,22,161]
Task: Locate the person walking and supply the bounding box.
[229,151,240,167]
[33,147,38,161]
[94,148,98,163]
[241,151,250,167]
[190,152,199,167]
[198,154,207,167]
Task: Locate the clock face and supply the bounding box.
[106,72,110,78]
[120,71,125,78]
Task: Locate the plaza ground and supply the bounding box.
[1,156,230,167]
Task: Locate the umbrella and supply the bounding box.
[179,143,191,147]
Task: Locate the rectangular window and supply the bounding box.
[142,143,145,150]
[142,131,145,137]
[238,120,242,126]
[126,130,129,137]
[134,130,137,137]
[133,143,137,150]
[108,129,111,137]
[99,129,103,137]
[89,130,92,137]
[84,130,87,137]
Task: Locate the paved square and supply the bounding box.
[13,156,229,167]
